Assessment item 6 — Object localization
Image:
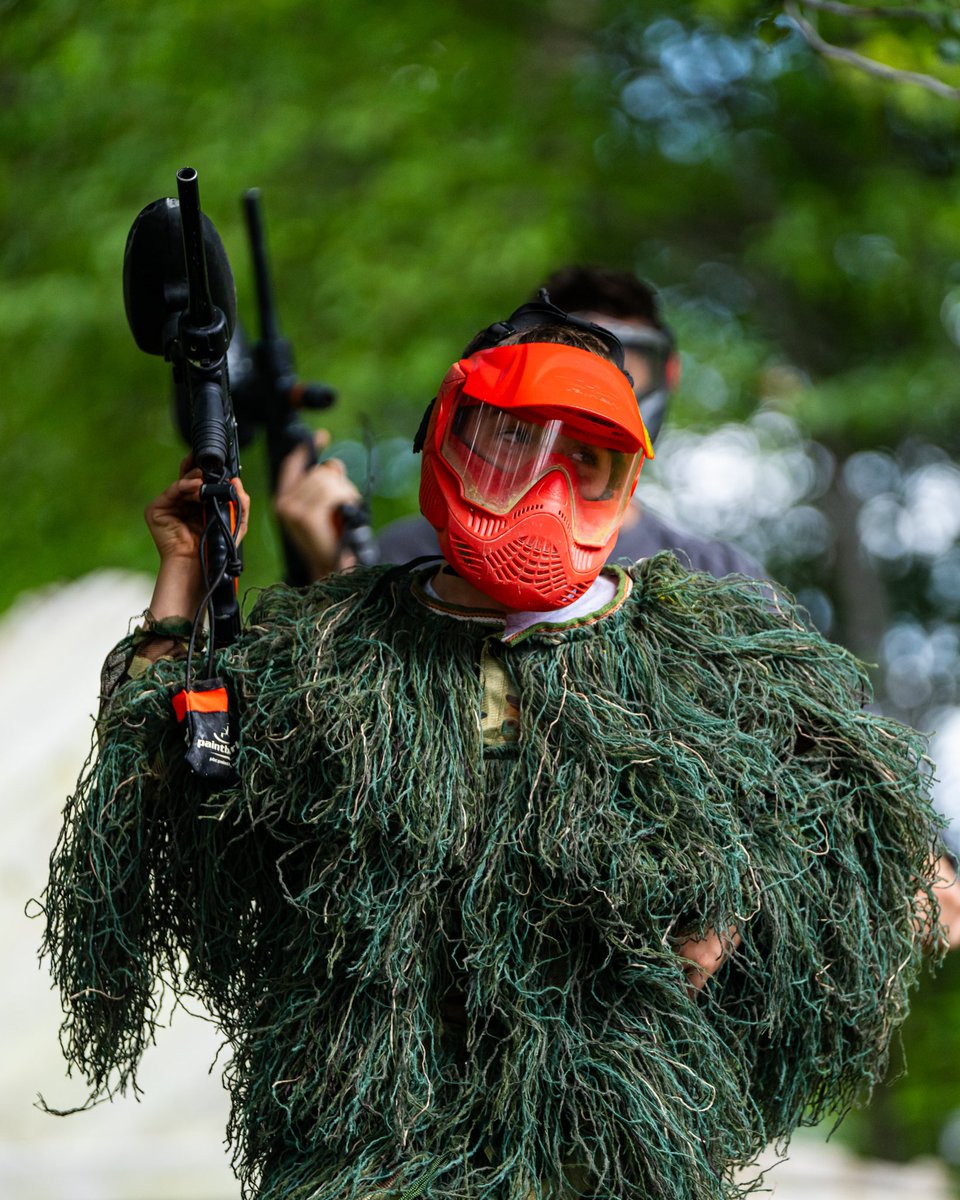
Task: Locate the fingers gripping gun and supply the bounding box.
[230,188,378,581]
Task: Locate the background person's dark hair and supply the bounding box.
[537,265,667,333]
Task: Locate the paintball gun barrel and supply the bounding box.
[230,188,377,582]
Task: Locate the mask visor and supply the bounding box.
[443,400,644,546]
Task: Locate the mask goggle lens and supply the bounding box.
[442,400,642,545]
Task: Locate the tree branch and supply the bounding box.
[796,0,949,26]
[784,1,960,101]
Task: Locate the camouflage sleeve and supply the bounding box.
[99,612,195,706]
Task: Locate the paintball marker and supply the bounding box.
[228,188,377,582]
[122,166,243,782]
[123,167,243,647]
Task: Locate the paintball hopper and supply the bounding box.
[122,195,237,358]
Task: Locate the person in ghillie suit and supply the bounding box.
[43,297,946,1200]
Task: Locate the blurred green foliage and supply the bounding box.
[4,0,960,608]
[1,0,610,600]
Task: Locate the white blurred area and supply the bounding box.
[932,708,960,848]
[0,570,954,1199]
[0,572,234,1200]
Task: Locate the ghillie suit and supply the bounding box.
[43,554,944,1200]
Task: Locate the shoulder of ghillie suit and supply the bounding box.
[626,549,799,627]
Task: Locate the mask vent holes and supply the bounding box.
[464,512,509,538]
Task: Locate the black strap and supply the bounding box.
[468,289,631,378]
[366,554,444,606]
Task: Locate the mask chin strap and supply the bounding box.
[412,290,635,454]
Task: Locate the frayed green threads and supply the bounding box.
[41,556,944,1200]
